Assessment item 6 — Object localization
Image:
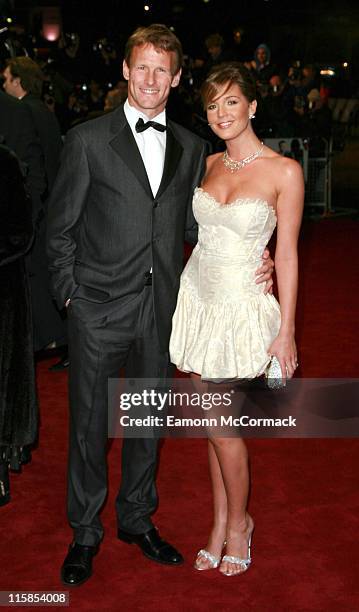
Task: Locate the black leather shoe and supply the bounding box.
[19,445,32,465]
[118,527,183,565]
[49,354,69,371]
[61,542,98,586]
[0,461,10,507]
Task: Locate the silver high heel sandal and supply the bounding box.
[194,549,221,570]
[194,541,226,571]
[220,531,253,576]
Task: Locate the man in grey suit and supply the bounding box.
[47,24,273,586]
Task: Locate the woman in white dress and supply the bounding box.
[170,63,304,576]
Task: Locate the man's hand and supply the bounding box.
[255,247,274,294]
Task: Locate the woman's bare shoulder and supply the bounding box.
[205,151,222,171]
[263,148,304,178]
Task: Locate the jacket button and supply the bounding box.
[153,201,159,208]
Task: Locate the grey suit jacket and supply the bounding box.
[47,105,207,350]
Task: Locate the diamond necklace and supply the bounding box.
[222,142,264,173]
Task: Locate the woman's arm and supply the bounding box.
[268,157,304,378]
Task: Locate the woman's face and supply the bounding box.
[206,82,256,140]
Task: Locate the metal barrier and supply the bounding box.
[264,137,332,215]
[305,138,332,214]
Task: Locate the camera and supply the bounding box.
[64,33,78,48]
[294,95,307,111]
[289,68,301,82]
[93,39,115,54]
[42,80,55,106]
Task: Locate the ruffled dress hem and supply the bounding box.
[170,290,281,381]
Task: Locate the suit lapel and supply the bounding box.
[109,108,152,197]
[156,124,183,199]
[108,108,183,200]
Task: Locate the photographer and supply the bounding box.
[245,43,277,85]
[282,65,307,134]
[54,32,87,88]
[2,57,66,358]
[256,74,294,137]
[92,38,121,87]
[61,84,89,130]
[299,88,332,155]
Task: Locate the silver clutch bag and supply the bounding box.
[265,356,286,389]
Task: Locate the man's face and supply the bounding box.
[2,66,20,98]
[208,45,221,59]
[256,47,267,64]
[123,43,181,118]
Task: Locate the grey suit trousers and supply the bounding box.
[67,286,171,546]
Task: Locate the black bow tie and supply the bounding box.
[135,118,167,133]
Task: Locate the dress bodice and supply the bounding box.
[194,187,277,263]
[190,188,277,302]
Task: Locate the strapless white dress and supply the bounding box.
[169,187,281,380]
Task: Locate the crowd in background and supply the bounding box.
[2,26,358,145]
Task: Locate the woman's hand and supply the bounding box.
[267,334,298,380]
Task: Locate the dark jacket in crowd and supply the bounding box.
[22,93,63,196]
[0,145,38,453]
[18,93,67,352]
[0,90,45,218]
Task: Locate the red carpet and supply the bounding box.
[1,218,359,611]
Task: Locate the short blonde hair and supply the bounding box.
[125,24,183,74]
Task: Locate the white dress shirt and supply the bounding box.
[124,99,166,197]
